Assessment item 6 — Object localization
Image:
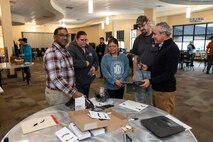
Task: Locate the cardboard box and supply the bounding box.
[69,108,128,132]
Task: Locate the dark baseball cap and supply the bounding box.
[136,15,148,25]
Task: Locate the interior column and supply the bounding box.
[0,0,15,75]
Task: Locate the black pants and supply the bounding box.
[106,87,125,99]
[207,55,213,73]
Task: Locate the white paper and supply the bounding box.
[119,100,148,112]
[90,128,105,136]
[89,98,114,107]
[55,127,78,142]
[88,111,110,120]
[21,115,58,134]
[166,115,192,130]
[75,96,85,110]
[69,123,91,140]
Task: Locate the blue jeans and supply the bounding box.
[135,70,152,105]
[24,67,31,78]
[76,85,90,98]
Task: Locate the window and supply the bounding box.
[184,25,194,35]
[173,22,213,51]
[130,30,137,50]
[105,32,112,42]
[117,30,124,49]
[173,26,183,36]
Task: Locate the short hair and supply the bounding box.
[156,22,172,37]
[107,37,118,46]
[100,37,104,40]
[54,27,68,35]
[136,15,148,25]
[76,31,87,39]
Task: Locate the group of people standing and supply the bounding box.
[43,15,181,115]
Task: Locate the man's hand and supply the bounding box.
[138,63,148,71]
[72,91,83,98]
[89,66,96,75]
[140,79,150,88]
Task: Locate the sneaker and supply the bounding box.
[206,72,209,74]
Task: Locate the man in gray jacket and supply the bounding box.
[68,31,99,98]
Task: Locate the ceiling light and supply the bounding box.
[186,7,191,18]
[101,22,105,30]
[66,6,74,10]
[88,0,93,14]
[106,16,109,25]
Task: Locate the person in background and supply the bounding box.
[187,41,196,66]
[141,22,180,114]
[19,38,32,80]
[13,41,20,57]
[206,36,213,74]
[43,27,83,106]
[132,15,158,105]
[68,31,99,98]
[96,37,106,78]
[101,38,129,99]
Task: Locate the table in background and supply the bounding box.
[1,99,198,142]
[0,62,34,86]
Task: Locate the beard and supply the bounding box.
[141,29,147,35]
[59,40,68,47]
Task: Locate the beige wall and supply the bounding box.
[68,25,100,46]
[157,8,213,26]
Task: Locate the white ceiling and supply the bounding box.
[5,0,213,27]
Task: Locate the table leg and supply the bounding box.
[21,68,25,81]
[0,70,3,87]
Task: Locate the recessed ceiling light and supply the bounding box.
[156,5,163,7]
[66,6,74,9]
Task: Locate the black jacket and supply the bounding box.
[68,42,99,86]
[150,38,180,92]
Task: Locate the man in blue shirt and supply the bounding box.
[19,38,32,80]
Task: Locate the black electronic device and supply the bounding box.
[123,81,144,93]
[140,116,185,138]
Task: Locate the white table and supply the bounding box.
[1,99,198,142]
[0,62,34,86]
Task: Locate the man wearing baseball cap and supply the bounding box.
[132,15,158,105]
[206,36,213,74]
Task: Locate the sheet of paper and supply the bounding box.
[119,100,148,112]
[21,115,58,134]
[69,123,91,140]
[75,96,85,110]
[55,127,78,142]
[88,111,110,120]
[166,115,192,130]
[90,128,105,136]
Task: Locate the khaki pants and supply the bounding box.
[45,87,70,106]
[152,90,176,114]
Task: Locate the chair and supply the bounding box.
[182,52,194,71]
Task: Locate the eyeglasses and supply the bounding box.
[79,39,88,42]
[137,22,147,30]
[56,34,70,38]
